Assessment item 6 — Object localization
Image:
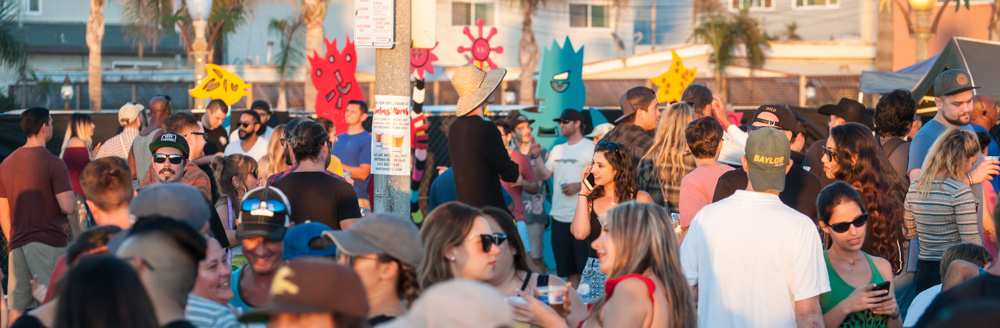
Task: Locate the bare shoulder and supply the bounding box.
[636,191,654,204]
[871,255,893,279]
[66,138,87,148]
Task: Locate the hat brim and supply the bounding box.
[322,230,383,258]
[613,111,634,124]
[456,68,507,116]
[238,301,331,323]
[940,86,980,97]
[237,223,287,241]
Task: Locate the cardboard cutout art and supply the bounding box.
[528,37,585,148]
[409,79,430,224]
[457,19,503,69]
[411,43,439,80]
[649,50,697,104]
[309,37,365,133]
[189,64,251,106]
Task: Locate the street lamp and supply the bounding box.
[61,76,74,111]
[909,0,934,61]
[189,0,213,110]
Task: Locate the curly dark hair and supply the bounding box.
[685,117,724,158]
[874,89,917,138]
[829,123,907,273]
[588,141,638,203]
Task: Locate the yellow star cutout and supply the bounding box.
[649,50,697,104]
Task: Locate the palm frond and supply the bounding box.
[268,17,305,78]
[0,0,25,72]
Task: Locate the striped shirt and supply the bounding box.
[94,127,139,160]
[904,178,982,261]
[185,294,241,328]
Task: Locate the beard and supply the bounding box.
[157,167,180,182]
[238,129,254,140]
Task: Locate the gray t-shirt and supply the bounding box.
[131,129,160,183]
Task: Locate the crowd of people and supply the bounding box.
[0,63,999,328]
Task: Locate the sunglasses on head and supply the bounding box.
[829,213,868,233]
[153,153,185,165]
[596,140,622,151]
[241,197,289,217]
[479,233,508,253]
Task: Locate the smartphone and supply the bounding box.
[583,173,596,191]
[872,281,891,292]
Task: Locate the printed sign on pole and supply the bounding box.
[354,0,395,48]
[371,95,412,176]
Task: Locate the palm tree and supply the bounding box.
[87,0,105,112]
[690,10,769,99]
[0,0,24,72]
[269,17,305,112]
[122,0,251,64]
[515,0,545,105]
[302,0,327,113]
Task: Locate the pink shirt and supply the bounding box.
[678,163,734,228]
[501,150,535,220]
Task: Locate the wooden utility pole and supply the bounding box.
[373,0,412,217]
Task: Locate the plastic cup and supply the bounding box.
[536,285,566,305]
[987,156,999,162]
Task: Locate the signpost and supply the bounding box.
[369,0,411,217]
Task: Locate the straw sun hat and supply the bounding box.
[453,65,507,116]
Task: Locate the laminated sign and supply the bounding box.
[371,95,411,176]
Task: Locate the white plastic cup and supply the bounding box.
[536,285,566,305]
[987,156,999,162]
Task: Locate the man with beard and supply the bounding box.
[224,110,268,162]
[144,132,213,200]
[230,186,291,313]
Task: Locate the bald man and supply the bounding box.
[117,216,206,327]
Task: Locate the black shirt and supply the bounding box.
[915,272,1000,327]
[712,152,821,221]
[204,126,229,156]
[804,139,834,189]
[273,171,362,229]
[447,116,519,209]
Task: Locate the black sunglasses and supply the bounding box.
[829,214,868,233]
[480,233,508,253]
[153,153,185,165]
[596,140,622,151]
[240,122,255,128]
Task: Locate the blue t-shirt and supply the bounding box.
[332,131,373,200]
[908,119,975,171]
[229,266,253,313]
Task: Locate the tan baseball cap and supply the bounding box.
[239,257,369,322]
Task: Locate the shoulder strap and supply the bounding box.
[519,272,533,291]
[605,273,656,303]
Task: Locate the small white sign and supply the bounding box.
[371,95,411,175]
[354,0,395,48]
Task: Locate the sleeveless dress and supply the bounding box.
[820,252,889,328]
[578,274,657,328]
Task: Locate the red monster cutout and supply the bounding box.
[308,37,364,133]
[457,19,503,69]
[410,42,438,80]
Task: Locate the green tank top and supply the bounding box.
[820,251,889,328]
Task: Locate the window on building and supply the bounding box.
[794,0,838,8]
[730,0,774,10]
[25,0,41,15]
[570,4,609,28]
[452,1,495,26]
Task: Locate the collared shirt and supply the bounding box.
[95,127,140,160]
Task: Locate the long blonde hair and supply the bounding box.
[641,103,696,207]
[60,113,96,157]
[260,124,288,181]
[914,128,980,194]
[588,202,696,328]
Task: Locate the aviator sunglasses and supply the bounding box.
[153,153,185,165]
[829,213,868,233]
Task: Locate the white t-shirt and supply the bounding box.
[224,136,269,162]
[680,190,830,328]
[903,284,941,327]
[545,139,595,223]
[718,125,748,166]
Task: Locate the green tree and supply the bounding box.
[690,9,769,99]
[269,17,305,112]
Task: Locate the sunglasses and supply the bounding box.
[153,153,185,165]
[752,117,781,127]
[822,146,838,160]
[479,233,508,253]
[829,214,868,233]
[596,140,622,151]
[241,197,289,217]
[240,122,255,128]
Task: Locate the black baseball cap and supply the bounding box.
[819,98,873,128]
[237,186,291,241]
[934,68,979,97]
[149,132,190,158]
[752,104,801,133]
[553,109,584,122]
